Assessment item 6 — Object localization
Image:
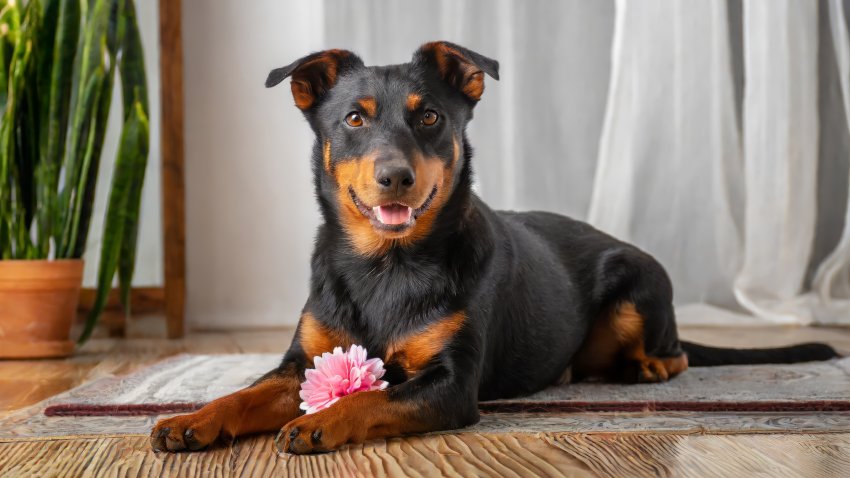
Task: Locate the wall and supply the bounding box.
[183,1,326,329]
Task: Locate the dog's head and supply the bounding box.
[267,42,499,256]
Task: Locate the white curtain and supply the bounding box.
[814,0,850,324]
[733,0,819,324]
[323,0,850,325]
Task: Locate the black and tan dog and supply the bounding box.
[151,42,838,454]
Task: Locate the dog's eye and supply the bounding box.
[345,112,364,127]
[422,110,439,126]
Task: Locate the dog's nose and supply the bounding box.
[374,163,415,193]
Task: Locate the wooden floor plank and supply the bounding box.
[547,433,850,478]
[0,433,849,477]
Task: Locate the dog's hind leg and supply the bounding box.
[612,302,689,383]
[572,301,688,383]
[571,249,688,383]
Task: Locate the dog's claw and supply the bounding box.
[165,435,186,452]
[184,428,206,451]
[290,436,309,454]
[150,427,170,452]
[151,410,226,452]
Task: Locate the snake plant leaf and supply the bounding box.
[34,0,59,153]
[117,0,146,113]
[12,0,42,256]
[59,63,104,257]
[2,4,33,258]
[70,0,128,259]
[116,0,147,314]
[0,0,22,114]
[0,0,21,258]
[26,0,61,256]
[66,72,108,258]
[58,0,113,258]
[34,0,80,256]
[0,38,6,118]
[44,0,80,172]
[117,98,146,316]
[79,99,148,344]
[69,66,114,258]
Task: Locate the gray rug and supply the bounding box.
[41,354,850,416]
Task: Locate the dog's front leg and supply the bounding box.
[280,359,480,454]
[150,362,303,452]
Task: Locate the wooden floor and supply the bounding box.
[1,320,849,477]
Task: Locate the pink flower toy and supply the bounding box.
[299,344,388,414]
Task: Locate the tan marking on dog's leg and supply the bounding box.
[573,302,688,383]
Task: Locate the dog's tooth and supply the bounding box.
[373,206,384,224]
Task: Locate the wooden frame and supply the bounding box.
[77,0,186,339]
[159,0,186,338]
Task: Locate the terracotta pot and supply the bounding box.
[0,259,83,359]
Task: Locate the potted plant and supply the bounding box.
[0,0,149,358]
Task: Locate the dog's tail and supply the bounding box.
[680,341,840,367]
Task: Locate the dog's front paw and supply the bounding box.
[280,410,365,454]
[150,410,224,452]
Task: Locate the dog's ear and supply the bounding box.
[266,49,364,110]
[413,41,499,102]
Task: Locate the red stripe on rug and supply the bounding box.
[44,403,205,417]
[43,399,850,417]
[478,400,850,413]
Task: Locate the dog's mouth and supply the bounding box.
[349,186,438,233]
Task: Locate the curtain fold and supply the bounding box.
[811,0,850,324]
[732,0,819,324]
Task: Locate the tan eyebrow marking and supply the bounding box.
[406,93,422,111]
[357,97,377,117]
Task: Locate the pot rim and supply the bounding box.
[0,258,84,264]
[0,258,85,284]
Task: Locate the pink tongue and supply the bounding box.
[378,204,412,225]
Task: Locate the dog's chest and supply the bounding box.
[304,309,465,382]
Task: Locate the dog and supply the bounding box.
[151,41,839,454]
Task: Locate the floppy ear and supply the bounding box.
[413,41,499,101]
[266,49,364,110]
